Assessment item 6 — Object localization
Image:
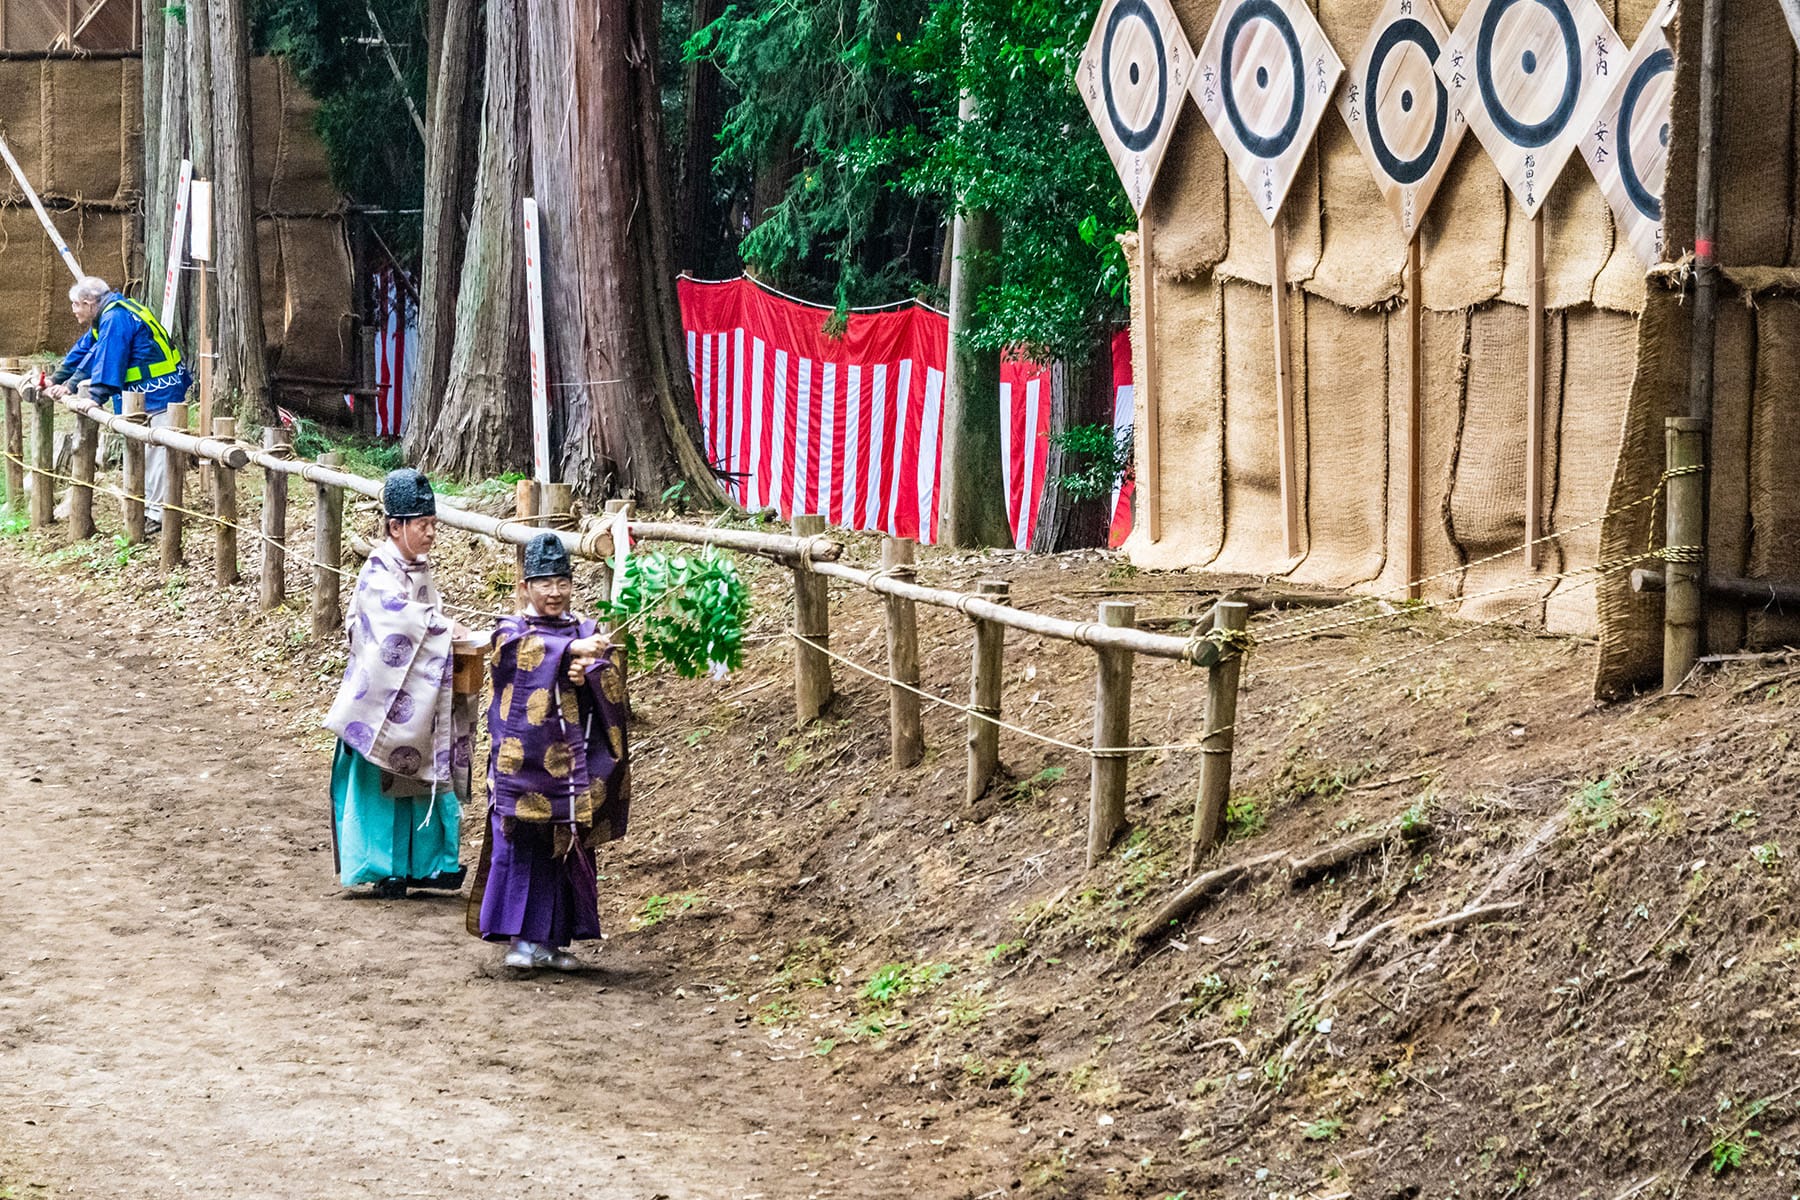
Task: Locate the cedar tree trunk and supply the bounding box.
[207,0,270,421]
[676,0,724,274]
[1029,354,1114,552]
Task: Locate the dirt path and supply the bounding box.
[0,572,1005,1200]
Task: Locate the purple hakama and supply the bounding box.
[466,612,631,945]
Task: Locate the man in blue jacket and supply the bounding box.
[44,276,192,533]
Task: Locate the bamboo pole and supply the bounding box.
[791,513,833,724]
[260,425,289,609]
[1663,418,1706,690]
[1405,237,1423,600]
[1525,213,1545,569]
[312,451,345,638]
[158,401,187,570]
[1139,201,1162,543]
[211,416,238,584]
[2,381,21,511]
[49,392,249,467]
[1271,217,1300,559]
[28,387,53,529]
[70,404,97,539]
[1188,600,1251,869]
[121,391,145,542]
[881,536,924,768]
[1086,600,1136,866]
[965,578,1010,804]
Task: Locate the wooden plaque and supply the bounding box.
[1338,0,1468,240]
[1578,0,1677,267]
[1436,0,1622,219]
[1079,0,1197,214]
[1192,0,1345,224]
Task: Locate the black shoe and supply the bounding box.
[143,518,162,535]
[371,878,409,899]
[406,867,467,891]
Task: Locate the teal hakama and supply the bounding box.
[329,742,463,886]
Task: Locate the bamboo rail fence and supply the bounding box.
[0,369,1247,868]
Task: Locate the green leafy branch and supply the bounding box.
[607,547,751,679]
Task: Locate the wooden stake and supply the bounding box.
[121,391,145,543]
[965,578,1010,804]
[1405,237,1423,601]
[1139,203,1162,543]
[312,451,345,638]
[598,498,630,599]
[1663,417,1706,690]
[1,382,22,512]
[260,425,289,609]
[211,416,238,584]
[1086,600,1136,866]
[881,536,924,768]
[541,482,575,528]
[158,401,187,570]
[28,387,53,529]
[1525,212,1544,569]
[791,513,833,725]
[1189,600,1251,870]
[513,477,539,574]
[1271,217,1301,559]
[71,406,97,539]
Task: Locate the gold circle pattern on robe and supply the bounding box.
[543,740,574,779]
[526,687,552,726]
[515,791,553,821]
[517,635,547,672]
[499,683,515,720]
[496,736,525,776]
[600,662,626,704]
[608,725,624,757]
[559,689,581,724]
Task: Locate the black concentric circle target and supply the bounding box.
[1101,0,1169,154]
[1475,0,1580,149]
[1220,0,1306,159]
[1364,18,1448,186]
[1617,46,1674,219]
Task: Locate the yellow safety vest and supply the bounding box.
[102,297,182,383]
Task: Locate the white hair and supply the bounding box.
[68,276,111,304]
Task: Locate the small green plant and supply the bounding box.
[1225,794,1264,839]
[1004,1060,1033,1098]
[861,961,953,1006]
[1710,1130,1759,1175]
[1302,1116,1344,1141]
[1008,765,1066,803]
[1751,842,1782,870]
[1399,798,1431,837]
[1046,422,1133,501]
[634,892,700,927]
[0,509,29,537]
[985,940,1025,965]
[1572,776,1621,831]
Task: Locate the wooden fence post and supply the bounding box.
[541,482,574,528]
[28,387,53,529]
[1663,417,1707,690]
[158,401,188,571]
[881,536,924,768]
[1086,600,1136,866]
[513,478,539,574]
[1189,600,1251,869]
[70,406,97,539]
[212,416,239,584]
[2,383,23,512]
[966,578,1010,803]
[598,497,631,599]
[791,513,833,725]
[121,391,145,543]
[313,451,345,638]
[260,426,290,609]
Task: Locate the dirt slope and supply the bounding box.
[3,486,1800,1199]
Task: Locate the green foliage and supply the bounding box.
[1225,794,1264,839]
[288,417,405,477]
[1302,1116,1344,1141]
[1048,422,1132,501]
[861,961,954,1006]
[1710,1130,1758,1175]
[607,547,751,678]
[634,892,700,927]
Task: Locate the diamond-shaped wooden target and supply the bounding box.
[1079,0,1197,214]
[1435,0,1622,219]
[1191,0,1344,224]
[1338,0,1468,240]
[1579,0,1676,266]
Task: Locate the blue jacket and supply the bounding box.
[53,292,189,413]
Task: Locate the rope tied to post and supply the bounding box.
[1184,624,1255,666]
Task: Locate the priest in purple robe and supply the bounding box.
[467,532,632,971]
[323,468,472,898]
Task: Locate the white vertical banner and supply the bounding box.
[522,197,552,484]
[159,159,194,330]
[188,180,214,261]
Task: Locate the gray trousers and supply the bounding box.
[145,406,179,522]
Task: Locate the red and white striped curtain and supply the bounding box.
[679,276,1133,548]
[368,267,416,439]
